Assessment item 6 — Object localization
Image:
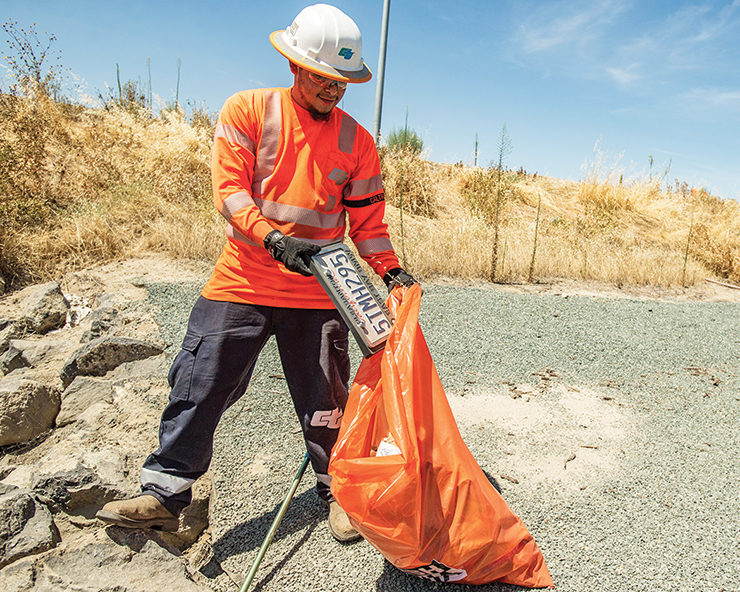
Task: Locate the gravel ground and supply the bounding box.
[145,280,740,592]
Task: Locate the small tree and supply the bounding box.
[2,19,66,99]
[460,124,515,282]
[384,126,423,154]
[491,124,513,281]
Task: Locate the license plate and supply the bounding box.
[310,242,394,357]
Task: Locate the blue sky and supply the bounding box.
[4,1,740,199]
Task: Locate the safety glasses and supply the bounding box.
[307,71,348,90]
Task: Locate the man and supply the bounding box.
[96,4,416,542]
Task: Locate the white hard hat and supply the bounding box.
[270,3,372,84]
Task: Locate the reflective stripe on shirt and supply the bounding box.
[214,121,256,153]
[356,237,393,256]
[225,225,261,247]
[344,174,383,199]
[338,113,357,155]
[222,192,346,230]
[226,224,339,248]
[254,197,346,229]
[221,191,255,221]
[252,90,282,195]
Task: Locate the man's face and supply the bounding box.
[290,63,347,120]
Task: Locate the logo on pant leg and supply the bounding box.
[310,408,343,429]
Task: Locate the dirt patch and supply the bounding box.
[59,255,213,306]
[449,383,635,493]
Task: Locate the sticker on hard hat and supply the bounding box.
[338,47,354,60]
[310,242,394,358]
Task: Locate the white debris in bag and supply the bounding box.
[377,439,402,457]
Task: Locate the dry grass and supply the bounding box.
[1,94,218,285]
[1,93,739,292]
[382,161,739,287]
[379,146,438,218]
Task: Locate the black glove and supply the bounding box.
[264,230,321,276]
[383,267,418,291]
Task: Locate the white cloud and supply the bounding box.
[658,1,740,71]
[606,63,642,86]
[681,87,740,109]
[670,0,740,44]
[516,0,631,53]
[511,0,740,98]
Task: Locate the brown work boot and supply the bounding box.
[96,495,179,532]
[328,501,361,542]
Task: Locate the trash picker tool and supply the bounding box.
[240,452,311,592]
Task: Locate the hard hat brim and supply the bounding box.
[270,30,372,84]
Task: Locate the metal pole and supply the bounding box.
[239,453,311,592]
[372,0,391,145]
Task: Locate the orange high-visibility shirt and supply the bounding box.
[201,87,400,309]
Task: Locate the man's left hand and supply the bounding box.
[383,268,418,291]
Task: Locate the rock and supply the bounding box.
[60,337,165,388]
[80,306,119,343]
[0,340,63,376]
[0,262,221,587]
[1,445,137,519]
[0,555,36,589]
[18,282,70,335]
[0,274,5,295]
[75,401,119,433]
[57,377,114,427]
[32,469,119,518]
[0,469,18,483]
[107,353,169,384]
[31,476,71,510]
[0,528,211,591]
[0,321,24,356]
[0,378,61,447]
[0,345,30,376]
[0,489,60,568]
[6,340,62,367]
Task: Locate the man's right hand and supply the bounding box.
[264,230,321,276]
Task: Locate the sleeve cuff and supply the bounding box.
[252,221,275,245]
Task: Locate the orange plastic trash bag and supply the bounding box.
[329,284,554,587]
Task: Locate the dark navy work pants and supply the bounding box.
[140,296,350,515]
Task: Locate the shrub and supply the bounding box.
[384,126,423,154]
[379,146,437,218]
[98,77,148,114]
